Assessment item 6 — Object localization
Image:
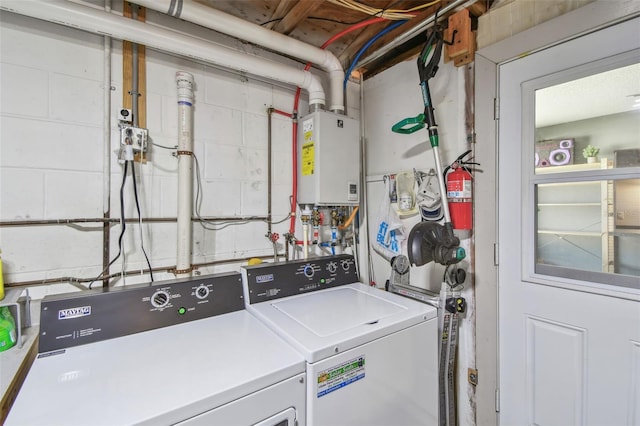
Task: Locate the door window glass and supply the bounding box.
[529,57,640,289]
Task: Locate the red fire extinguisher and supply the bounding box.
[445,150,478,230]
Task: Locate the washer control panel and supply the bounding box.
[243,254,358,304]
[39,272,244,353]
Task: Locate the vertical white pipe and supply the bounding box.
[302,222,309,260]
[176,71,194,278]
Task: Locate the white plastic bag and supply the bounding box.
[372,178,405,261]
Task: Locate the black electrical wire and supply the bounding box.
[151,141,178,150]
[191,152,291,230]
[89,161,129,289]
[260,15,376,27]
[131,161,154,282]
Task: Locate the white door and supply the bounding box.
[498,17,640,426]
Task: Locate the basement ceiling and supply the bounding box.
[191,0,491,78]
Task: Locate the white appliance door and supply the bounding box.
[498,17,640,426]
[175,374,305,426]
[305,320,437,426]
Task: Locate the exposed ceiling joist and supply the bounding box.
[272,0,326,34]
[192,0,490,77]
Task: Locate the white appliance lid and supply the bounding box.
[6,311,305,426]
[272,286,405,337]
[247,283,437,363]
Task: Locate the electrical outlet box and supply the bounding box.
[118,108,133,124]
[120,126,148,154]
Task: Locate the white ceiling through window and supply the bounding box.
[535,62,640,128]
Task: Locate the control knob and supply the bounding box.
[151,290,170,308]
[303,264,315,278]
[327,262,337,274]
[341,260,351,271]
[195,285,209,300]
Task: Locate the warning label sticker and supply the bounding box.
[317,356,365,398]
[301,118,314,176]
[302,142,315,176]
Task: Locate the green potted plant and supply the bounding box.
[583,144,600,164]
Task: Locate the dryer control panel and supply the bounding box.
[38,272,244,353]
[242,254,358,304]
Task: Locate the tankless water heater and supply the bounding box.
[297,110,360,206]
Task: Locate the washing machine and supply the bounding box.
[6,272,306,426]
[241,254,439,426]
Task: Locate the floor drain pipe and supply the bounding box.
[175,71,194,278]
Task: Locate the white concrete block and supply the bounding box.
[0,63,49,118]
[195,179,241,217]
[0,116,102,172]
[0,168,45,220]
[0,13,104,80]
[271,87,297,113]
[270,115,293,149]
[146,50,204,97]
[241,180,268,216]
[44,171,103,218]
[243,111,268,148]
[145,91,164,138]
[194,222,237,257]
[141,222,178,264]
[51,73,103,125]
[203,144,244,180]
[233,220,273,254]
[161,94,179,138]
[271,147,293,185]
[195,103,243,146]
[271,183,294,218]
[204,70,248,111]
[0,226,102,282]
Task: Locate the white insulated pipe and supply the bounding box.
[133,0,344,113]
[0,0,326,109]
[176,72,194,278]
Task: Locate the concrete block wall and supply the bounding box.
[0,9,359,294]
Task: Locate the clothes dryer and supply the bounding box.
[6,272,306,426]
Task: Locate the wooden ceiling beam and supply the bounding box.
[272,0,325,35]
[265,0,298,30]
[468,0,488,17]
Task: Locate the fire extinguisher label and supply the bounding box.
[447,179,471,200]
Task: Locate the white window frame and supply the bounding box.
[521,49,640,294]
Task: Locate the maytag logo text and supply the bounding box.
[58,306,92,320]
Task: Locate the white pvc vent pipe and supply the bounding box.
[0,0,326,109]
[175,72,194,278]
[132,0,344,113]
